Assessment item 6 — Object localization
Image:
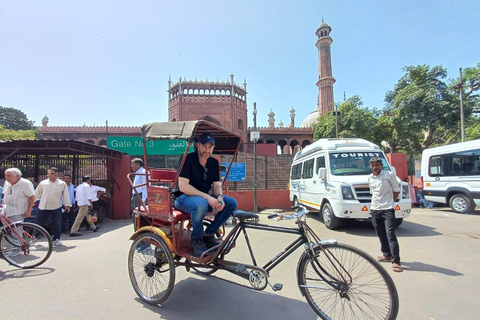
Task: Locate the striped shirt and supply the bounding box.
[2,178,35,216]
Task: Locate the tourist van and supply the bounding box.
[289,138,411,229]
[421,139,480,213]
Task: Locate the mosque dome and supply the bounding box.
[301,110,320,128]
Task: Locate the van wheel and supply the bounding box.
[322,203,340,230]
[395,218,403,227]
[449,194,474,214]
[293,197,300,207]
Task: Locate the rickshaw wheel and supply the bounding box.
[128,232,175,305]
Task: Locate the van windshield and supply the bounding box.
[329,152,390,176]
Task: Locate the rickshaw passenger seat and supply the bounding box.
[149,169,176,183]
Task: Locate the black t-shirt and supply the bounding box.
[174,152,220,197]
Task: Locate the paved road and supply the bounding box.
[1,207,479,320]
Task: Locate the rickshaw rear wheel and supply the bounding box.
[128,232,175,305]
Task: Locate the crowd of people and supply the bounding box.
[1,167,104,247]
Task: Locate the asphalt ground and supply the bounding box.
[1,206,479,320]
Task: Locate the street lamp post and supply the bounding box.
[252,103,258,212]
[459,68,465,142]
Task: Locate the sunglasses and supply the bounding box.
[203,167,208,180]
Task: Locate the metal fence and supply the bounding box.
[0,154,108,187]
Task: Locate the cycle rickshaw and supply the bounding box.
[128,120,399,320]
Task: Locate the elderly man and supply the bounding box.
[35,167,71,246]
[2,168,35,223]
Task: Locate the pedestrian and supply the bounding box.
[35,167,71,246]
[70,176,100,236]
[131,158,147,213]
[62,174,76,234]
[84,179,106,231]
[2,168,35,223]
[173,133,238,256]
[368,156,403,273]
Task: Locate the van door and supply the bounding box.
[301,158,320,209]
[313,155,327,208]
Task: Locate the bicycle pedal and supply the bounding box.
[234,264,247,273]
[271,283,283,291]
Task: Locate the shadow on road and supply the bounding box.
[0,267,55,282]
[401,261,463,276]
[134,276,318,320]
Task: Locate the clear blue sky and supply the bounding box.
[1,0,478,128]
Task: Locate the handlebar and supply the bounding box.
[267,205,309,221]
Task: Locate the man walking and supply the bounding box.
[368,156,403,273]
[70,176,100,236]
[2,168,35,223]
[62,174,76,233]
[35,167,71,246]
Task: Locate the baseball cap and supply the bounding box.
[199,133,215,145]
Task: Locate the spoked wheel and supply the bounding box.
[0,222,53,269]
[297,243,399,320]
[128,233,175,305]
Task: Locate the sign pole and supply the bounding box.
[253,103,258,213]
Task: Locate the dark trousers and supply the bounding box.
[37,207,62,241]
[371,209,400,264]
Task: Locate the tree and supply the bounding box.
[313,96,380,144]
[384,65,458,154]
[0,106,35,131]
[0,125,37,140]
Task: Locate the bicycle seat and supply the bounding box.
[232,210,259,221]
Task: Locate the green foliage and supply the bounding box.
[384,65,459,153]
[0,125,37,140]
[313,96,380,144]
[0,106,35,130]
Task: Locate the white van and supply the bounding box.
[289,138,411,229]
[421,139,480,213]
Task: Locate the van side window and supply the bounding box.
[302,159,314,179]
[429,148,480,177]
[316,156,325,175]
[291,163,303,180]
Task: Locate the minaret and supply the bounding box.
[289,106,296,127]
[315,19,335,115]
[268,109,275,128]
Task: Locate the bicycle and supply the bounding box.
[128,120,399,319]
[0,205,53,269]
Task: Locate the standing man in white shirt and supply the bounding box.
[2,168,35,223]
[70,175,100,236]
[368,156,403,273]
[35,167,71,246]
[131,158,147,213]
[62,174,76,234]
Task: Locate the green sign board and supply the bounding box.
[107,136,193,155]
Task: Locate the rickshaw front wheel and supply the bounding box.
[128,232,175,305]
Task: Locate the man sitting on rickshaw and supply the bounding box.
[173,133,238,256]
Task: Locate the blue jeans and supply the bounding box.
[36,207,63,241]
[371,209,400,264]
[174,194,238,239]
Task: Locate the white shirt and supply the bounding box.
[90,185,106,201]
[368,170,401,210]
[75,182,92,206]
[133,167,147,202]
[2,178,35,216]
[35,178,71,210]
